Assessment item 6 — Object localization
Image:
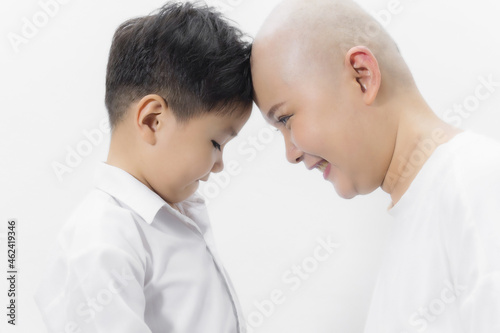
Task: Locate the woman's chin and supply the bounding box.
[329,176,357,200]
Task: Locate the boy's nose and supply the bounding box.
[211,158,224,173]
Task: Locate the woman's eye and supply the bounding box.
[278,115,292,126]
[211,140,221,151]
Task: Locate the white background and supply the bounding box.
[1,0,500,332]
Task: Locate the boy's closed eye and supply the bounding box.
[211,140,221,151]
[212,126,240,151]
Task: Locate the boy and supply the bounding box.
[35,2,252,332]
[251,0,500,332]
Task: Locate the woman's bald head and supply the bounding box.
[252,0,414,90]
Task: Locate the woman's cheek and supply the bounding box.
[293,123,320,152]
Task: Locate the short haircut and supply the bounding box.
[105,1,253,128]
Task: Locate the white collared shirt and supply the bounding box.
[35,162,245,333]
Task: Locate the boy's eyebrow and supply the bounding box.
[267,102,286,121]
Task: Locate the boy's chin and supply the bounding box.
[161,183,200,205]
[179,182,200,201]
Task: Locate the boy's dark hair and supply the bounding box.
[105,1,253,128]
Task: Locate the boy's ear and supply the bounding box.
[135,94,170,145]
[345,46,381,105]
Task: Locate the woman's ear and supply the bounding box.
[135,94,169,145]
[345,46,382,105]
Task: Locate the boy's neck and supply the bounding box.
[106,127,157,197]
[381,97,463,206]
[106,125,185,213]
[106,131,182,214]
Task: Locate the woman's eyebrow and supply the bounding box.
[266,102,286,121]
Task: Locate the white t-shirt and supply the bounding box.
[364,132,500,333]
[35,163,244,333]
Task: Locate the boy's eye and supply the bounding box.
[278,115,292,126]
[211,140,221,151]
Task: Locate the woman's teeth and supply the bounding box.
[316,160,328,172]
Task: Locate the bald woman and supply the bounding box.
[251,0,500,332]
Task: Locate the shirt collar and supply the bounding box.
[94,162,167,224]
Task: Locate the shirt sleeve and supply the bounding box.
[35,207,153,333]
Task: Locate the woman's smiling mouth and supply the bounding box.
[315,160,328,172]
[311,159,332,180]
